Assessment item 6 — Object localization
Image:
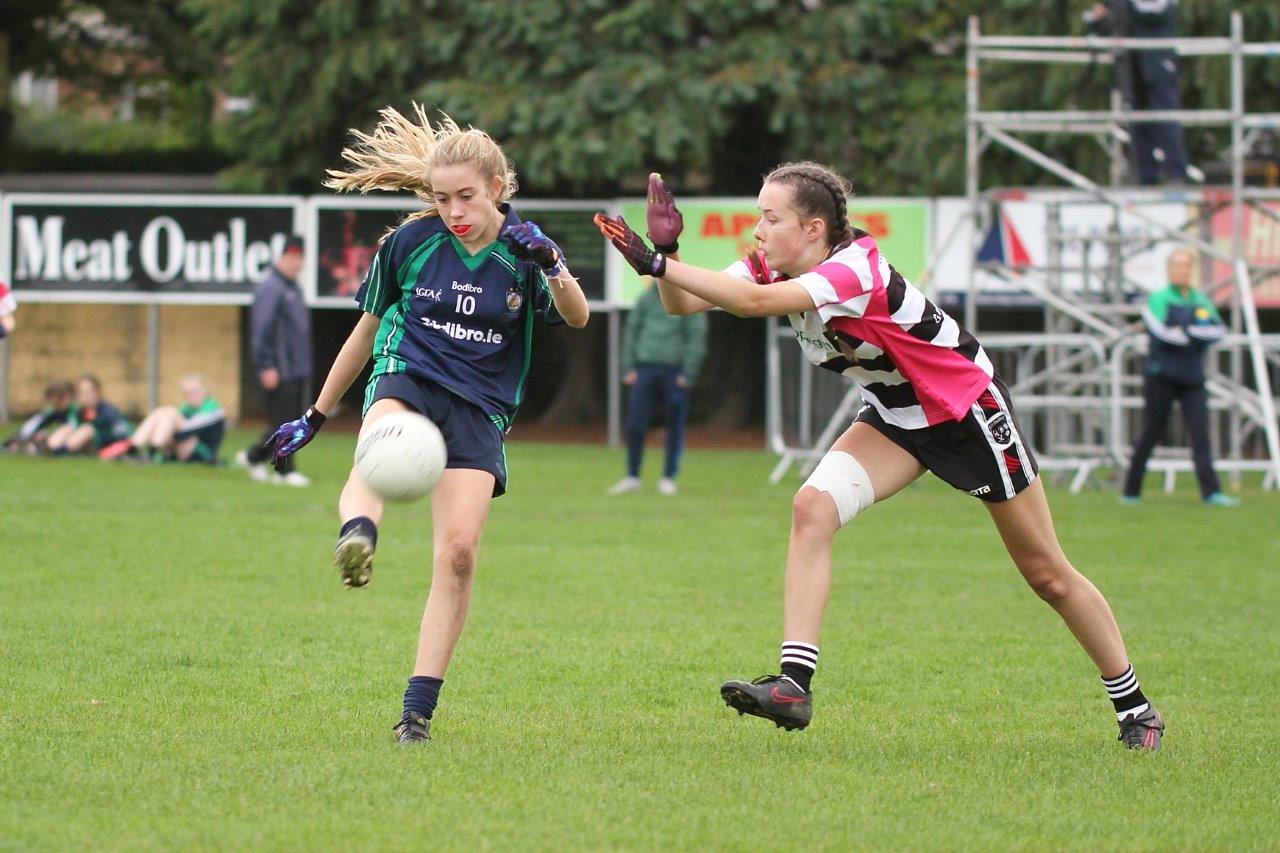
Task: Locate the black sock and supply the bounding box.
[1101,664,1150,720]
[780,641,818,692]
[339,516,378,549]
[403,676,444,719]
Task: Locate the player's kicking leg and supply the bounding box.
[721,423,922,730]
[333,399,406,588]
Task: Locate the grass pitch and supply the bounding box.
[1,430,1277,849]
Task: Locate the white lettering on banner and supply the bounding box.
[14,217,137,281]
[85,239,113,280]
[140,216,185,281]
[112,232,131,280]
[15,215,64,279]
[421,316,504,345]
[229,218,245,282]
[13,212,288,285]
[245,242,272,280]
[62,239,89,281]
[186,241,213,282]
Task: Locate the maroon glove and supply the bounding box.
[645,172,683,254]
[594,213,667,278]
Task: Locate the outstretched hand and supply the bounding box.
[500,221,566,277]
[645,172,683,252]
[263,407,326,472]
[594,213,667,279]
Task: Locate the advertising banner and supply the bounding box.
[615,198,930,305]
[1,194,304,303]
[1209,200,1280,307]
[930,197,1192,307]
[310,197,609,307]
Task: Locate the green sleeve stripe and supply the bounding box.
[396,233,447,289]
[359,240,389,315]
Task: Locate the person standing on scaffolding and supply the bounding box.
[1084,0,1198,185]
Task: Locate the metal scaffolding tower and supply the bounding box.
[965,10,1280,489]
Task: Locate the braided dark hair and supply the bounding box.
[763,161,855,248]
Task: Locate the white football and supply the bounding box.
[355,411,447,501]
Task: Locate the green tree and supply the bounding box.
[193,0,1280,195]
[2,1,221,170]
[1,1,68,168]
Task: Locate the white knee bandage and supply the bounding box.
[802,450,875,527]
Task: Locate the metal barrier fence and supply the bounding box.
[766,325,1280,493]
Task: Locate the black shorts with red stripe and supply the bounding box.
[855,378,1039,502]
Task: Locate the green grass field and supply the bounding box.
[2,430,1277,850]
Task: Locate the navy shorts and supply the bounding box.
[364,373,508,497]
[855,378,1039,503]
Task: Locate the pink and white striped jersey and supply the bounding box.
[727,234,994,430]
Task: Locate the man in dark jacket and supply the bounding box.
[236,236,312,485]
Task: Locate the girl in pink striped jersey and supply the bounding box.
[596,166,1163,750]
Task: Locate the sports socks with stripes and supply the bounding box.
[779,641,818,692]
[1101,663,1149,720]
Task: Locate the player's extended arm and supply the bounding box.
[595,214,814,318]
[661,260,814,317]
[0,313,14,336]
[545,268,590,328]
[263,312,380,470]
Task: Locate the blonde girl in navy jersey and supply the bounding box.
[267,106,589,742]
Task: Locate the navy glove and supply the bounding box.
[594,213,666,278]
[263,405,326,472]
[500,221,566,277]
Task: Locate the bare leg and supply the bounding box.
[172,437,199,461]
[784,423,924,644]
[986,479,1129,677]
[132,407,181,451]
[413,468,496,677]
[145,407,182,451]
[64,425,96,454]
[45,424,74,452]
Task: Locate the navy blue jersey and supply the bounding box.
[355,205,563,431]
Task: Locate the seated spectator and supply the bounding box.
[3,381,75,455]
[45,375,132,455]
[101,373,226,464]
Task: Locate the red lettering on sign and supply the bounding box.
[852,212,889,239]
[731,214,756,236]
[702,214,726,238]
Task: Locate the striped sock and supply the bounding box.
[779,641,819,692]
[1101,664,1149,721]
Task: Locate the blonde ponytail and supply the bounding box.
[324,103,517,225]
